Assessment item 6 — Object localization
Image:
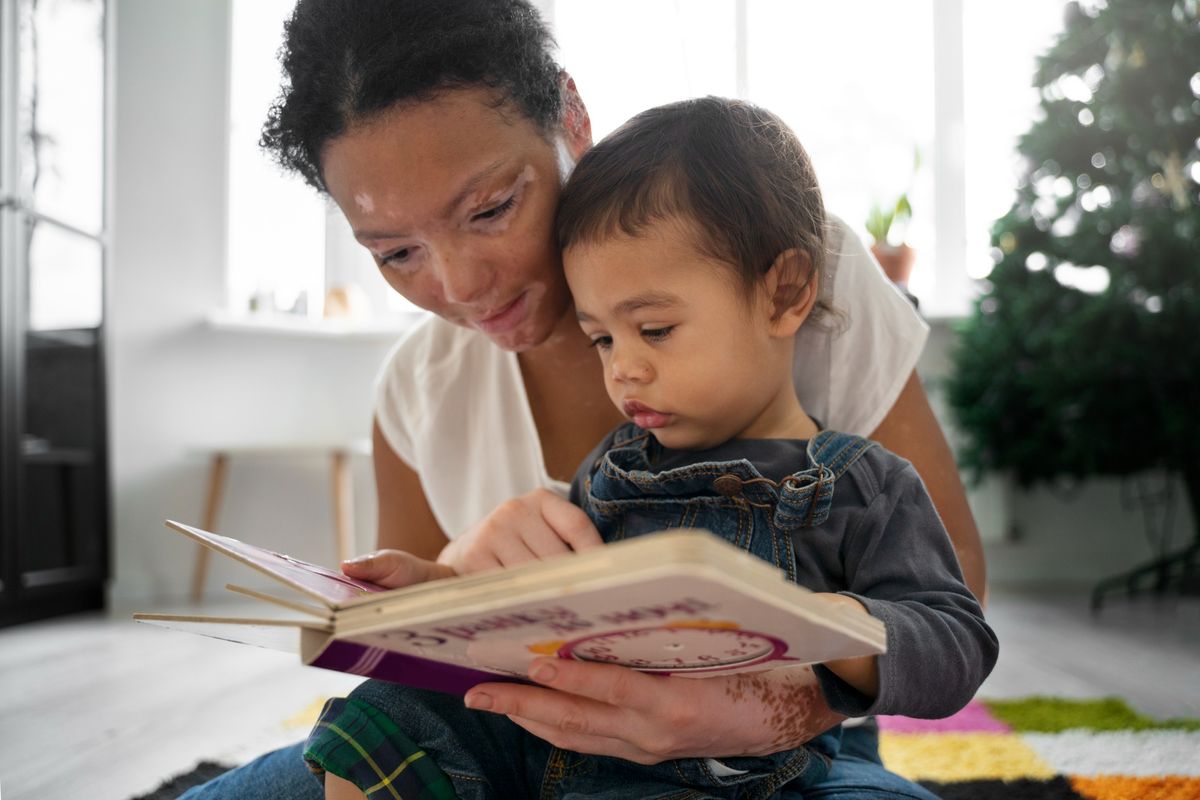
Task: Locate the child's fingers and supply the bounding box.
[341,549,457,588]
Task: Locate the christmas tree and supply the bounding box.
[946,0,1200,599]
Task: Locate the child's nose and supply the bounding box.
[610,349,653,384]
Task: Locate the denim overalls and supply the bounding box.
[539,423,878,800]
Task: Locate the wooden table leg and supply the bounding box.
[331,451,355,564]
[190,452,229,603]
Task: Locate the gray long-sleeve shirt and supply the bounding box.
[571,432,998,720]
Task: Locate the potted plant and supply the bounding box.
[865,196,915,285]
[865,148,921,286]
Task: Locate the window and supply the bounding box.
[550,0,1071,317]
[962,1,1074,281]
[226,0,324,318]
[16,0,107,331]
[226,0,415,322]
[225,0,1070,321]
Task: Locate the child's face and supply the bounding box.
[564,219,799,450]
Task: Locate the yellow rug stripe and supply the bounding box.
[880,732,1056,782]
[283,697,332,730]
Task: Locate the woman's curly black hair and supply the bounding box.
[261,0,563,192]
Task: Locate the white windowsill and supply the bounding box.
[205,309,425,340]
[911,292,972,326]
[921,306,970,326]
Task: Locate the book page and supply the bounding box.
[166,520,385,608]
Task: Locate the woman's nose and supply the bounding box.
[433,248,491,305]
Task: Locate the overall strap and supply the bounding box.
[773,431,877,531]
[807,430,878,482]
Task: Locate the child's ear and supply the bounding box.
[764,249,819,337]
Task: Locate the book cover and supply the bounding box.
[136,521,886,694]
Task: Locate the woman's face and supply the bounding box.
[321,87,590,352]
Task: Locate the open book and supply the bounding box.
[135,521,886,695]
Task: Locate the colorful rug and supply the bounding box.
[140,696,1199,799]
[880,697,1200,799]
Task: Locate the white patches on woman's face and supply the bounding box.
[354,192,375,214]
[555,137,577,185]
[320,88,577,351]
[467,165,536,235]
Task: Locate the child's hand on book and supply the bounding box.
[341,549,458,588]
[437,488,604,574]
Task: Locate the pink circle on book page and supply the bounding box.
[558,626,792,674]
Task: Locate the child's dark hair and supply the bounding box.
[556,97,827,310]
[261,0,562,192]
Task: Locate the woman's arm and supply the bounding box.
[869,370,988,605]
[372,418,450,559]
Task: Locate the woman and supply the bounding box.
[185,1,985,797]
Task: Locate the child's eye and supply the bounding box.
[641,326,675,342]
[588,335,613,351]
[472,195,516,222]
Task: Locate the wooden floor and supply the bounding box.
[0,588,1198,800]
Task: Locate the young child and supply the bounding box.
[552,96,997,794]
[306,97,996,800]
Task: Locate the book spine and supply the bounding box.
[308,639,526,695]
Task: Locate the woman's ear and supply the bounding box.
[764,249,819,338]
[559,72,593,160]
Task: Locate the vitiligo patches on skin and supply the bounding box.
[354,192,375,214]
[472,165,536,235]
[556,137,577,185]
[723,666,843,754]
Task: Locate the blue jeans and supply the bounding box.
[179,723,935,799]
[177,741,319,800]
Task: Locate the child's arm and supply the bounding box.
[809,593,879,698]
[870,371,988,605]
[815,454,999,720]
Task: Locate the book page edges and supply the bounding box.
[225,583,333,619]
[133,613,332,653]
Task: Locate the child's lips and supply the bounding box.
[623,400,672,429]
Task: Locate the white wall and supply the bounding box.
[110,0,396,605]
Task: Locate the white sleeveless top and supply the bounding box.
[374,215,927,539]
